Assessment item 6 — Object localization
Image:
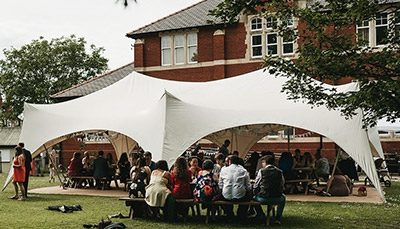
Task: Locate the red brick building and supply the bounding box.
[53,0,400,163]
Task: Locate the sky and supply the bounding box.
[0,0,199,69]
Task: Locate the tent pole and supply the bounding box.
[125,135,129,155]
[43,144,64,187]
[326,146,340,193]
[287,127,291,153]
[319,135,323,149]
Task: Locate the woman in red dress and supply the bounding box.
[11,146,26,200]
[171,157,193,217]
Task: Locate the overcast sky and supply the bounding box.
[0,0,199,69]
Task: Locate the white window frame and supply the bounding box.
[251,17,263,31]
[187,33,198,64]
[161,36,172,66]
[160,32,198,67]
[174,34,185,65]
[375,13,389,47]
[251,34,263,58]
[355,11,400,48]
[356,19,370,46]
[266,32,279,56]
[249,15,297,59]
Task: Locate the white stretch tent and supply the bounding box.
[19,69,384,200]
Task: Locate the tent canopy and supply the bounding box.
[19,68,384,200]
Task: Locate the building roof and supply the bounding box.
[51,62,135,99]
[127,0,224,38]
[0,127,21,146]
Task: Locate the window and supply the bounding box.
[161,33,197,66]
[355,12,400,47]
[161,36,172,66]
[249,15,297,58]
[395,11,400,35]
[266,33,278,55]
[251,35,262,57]
[266,16,278,29]
[187,33,197,63]
[376,13,388,46]
[251,17,262,31]
[357,19,370,45]
[174,35,184,64]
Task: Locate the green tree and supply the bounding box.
[0,35,108,123]
[211,0,400,126]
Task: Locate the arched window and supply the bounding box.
[251,17,262,31]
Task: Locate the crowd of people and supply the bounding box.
[9,139,355,223]
[127,145,286,224]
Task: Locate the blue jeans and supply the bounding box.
[254,194,286,221]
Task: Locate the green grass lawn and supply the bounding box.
[0,173,399,229]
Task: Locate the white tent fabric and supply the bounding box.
[19,69,384,200]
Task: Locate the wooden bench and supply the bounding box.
[68,176,118,190]
[285,179,314,195]
[206,200,277,225]
[120,197,277,225]
[119,197,198,221]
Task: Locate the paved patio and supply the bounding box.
[30,183,384,204]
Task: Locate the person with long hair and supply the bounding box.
[10,147,26,200]
[67,152,83,177]
[145,160,175,221]
[118,152,131,183]
[129,157,151,198]
[170,157,192,218]
[171,157,192,199]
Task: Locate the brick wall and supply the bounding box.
[60,138,116,167]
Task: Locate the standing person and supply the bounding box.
[253,155,286,225]
[18,143,31,198]
[48,149,57,183]
[10,147,26,200]
[218,139,231,157]
[218,155,251,220]
[93,151,109,189]
[144,151,156,171]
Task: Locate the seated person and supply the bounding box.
[189,157,201,180]
[218,155,251,219]
[327,168,353,196]
[253,155,286,225]
[194,160,219,204]
[293,149,304,168]
[278,152,294,180]
[212,153,225,181]
[314,150,330,181]
[145,160,175,222]
[118,152,131,183]
[302,152,314,168]
[171,157,192,199]
[67,152,83,177]
[93,151,109,189]
[171,157,192,217]
[144,151,156,171]
[129,157,151,198]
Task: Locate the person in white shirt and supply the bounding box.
[218,155,251,219]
